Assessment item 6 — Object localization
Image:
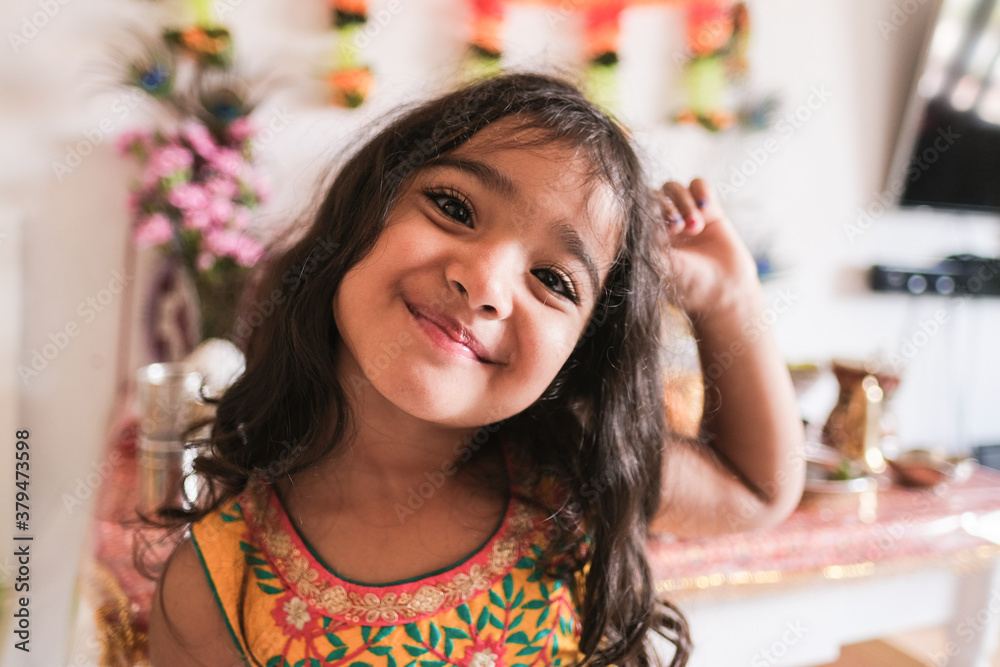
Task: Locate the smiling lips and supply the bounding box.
[406,303,495,364]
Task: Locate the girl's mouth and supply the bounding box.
[405,302,495,364]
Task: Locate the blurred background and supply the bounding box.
[1,0,999,664]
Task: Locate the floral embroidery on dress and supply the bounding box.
[192,473,586,667]
[240,479,541,627]
[463,635,507,667]
[468,648,499,667]
[282,596,311,631]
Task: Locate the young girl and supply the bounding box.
[149,72,804,667]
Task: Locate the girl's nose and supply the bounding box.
[445,247,516,320]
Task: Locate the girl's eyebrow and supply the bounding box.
[427,155,601,299]
[426,156,520,201]
[554,221,600,299]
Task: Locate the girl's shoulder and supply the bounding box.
[149,537,245,666]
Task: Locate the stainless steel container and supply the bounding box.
[135,363,202,512]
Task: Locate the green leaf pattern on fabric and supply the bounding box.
[246,546,578,666]
[216,495,579,666]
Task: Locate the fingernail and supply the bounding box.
[696,199,707,209]
[668,215,684,229]
[685,216,698,230]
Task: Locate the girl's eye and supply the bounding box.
[532,267,579,304]
[426,190,472,227]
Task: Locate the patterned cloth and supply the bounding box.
[191,476,586,666]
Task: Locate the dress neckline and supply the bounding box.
[269,481,516,588]
[238,443,541,625]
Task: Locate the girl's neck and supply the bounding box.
[342,369,481,479]
[279,347,506,513]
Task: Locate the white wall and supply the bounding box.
[1,0,998,664]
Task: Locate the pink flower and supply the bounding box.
[133,213,174,247]
[149,144,193,179]
[182,122,218,160]
[233,237,264,266]
[208,197,234,225]
[205,176,238,200]
[168,183,209,211]
[251,172,271,204]
[116,129,152,157]
[210,148,244,177]
[196,251,215,271]
[205,229,239,256]
[126,191,141,214]
[228,117,257,143]
[182,208,213,231]
[140,166,163,190]
[205,230,263,266]
[231,206,251,230]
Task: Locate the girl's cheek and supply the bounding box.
[543,328,579,364]
[560,334,580,360]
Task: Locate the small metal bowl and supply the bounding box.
[803,444,874,489]
[804,474,879,495]
[886,450,976,488]
[800,444,879,515]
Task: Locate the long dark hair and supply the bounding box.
[162,71,690,667]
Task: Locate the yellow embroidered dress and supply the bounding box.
[190,477,585,666]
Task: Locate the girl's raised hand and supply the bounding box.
[650,178,806,537]
[654,178,761,322]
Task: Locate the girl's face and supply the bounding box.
[333,123,621,429]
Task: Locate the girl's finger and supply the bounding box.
[689,178,721,221]
[654,189,685,233]
[661,181,704,234]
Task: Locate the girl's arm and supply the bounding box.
[651,179,805,537]
[148,538,246,666]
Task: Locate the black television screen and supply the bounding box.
[890,0,1000,214]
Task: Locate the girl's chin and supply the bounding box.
[380,387,514,429]
[373,384,484,424]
